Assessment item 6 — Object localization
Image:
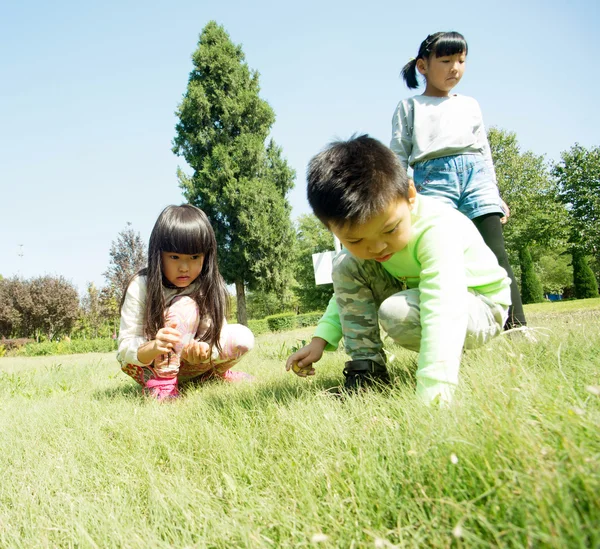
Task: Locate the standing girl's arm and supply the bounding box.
[474,100,510,220]
[390,100,413,171]
[473,100,499,188]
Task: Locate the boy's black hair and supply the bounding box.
[402,31,468,89]
[307,135,410,228]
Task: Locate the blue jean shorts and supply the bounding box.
[412,154,504,220]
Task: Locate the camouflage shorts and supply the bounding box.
[332,252,507,366]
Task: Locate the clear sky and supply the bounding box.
[1,0,598,295]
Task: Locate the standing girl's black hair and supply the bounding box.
[128,204,228,352]
[401,32,468,89]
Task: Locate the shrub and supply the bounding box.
[519,247,544,304]
[572,249,599,299]
[295,311,323,327]
[266,313,297,332]
[247,319,269,336]
[13,338,118,357]
[0,338,35,352]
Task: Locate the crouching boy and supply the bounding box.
[286,135,511,405]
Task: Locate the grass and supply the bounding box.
[0,302,598,547]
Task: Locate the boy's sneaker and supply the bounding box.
[343,359,391,392]
[144,377,180,401]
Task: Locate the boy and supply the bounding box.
[286,135,511,405]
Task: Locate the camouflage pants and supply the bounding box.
[121,296,254,385]
[332,253,508,366]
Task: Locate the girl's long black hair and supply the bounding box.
[401,31,468,89]
[124,204,228,352]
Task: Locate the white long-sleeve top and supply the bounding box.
[390,94,497,181]
[117,275,206,367]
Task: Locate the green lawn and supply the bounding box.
[0,303,598,547]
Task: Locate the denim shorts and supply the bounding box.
[412,154,504,220]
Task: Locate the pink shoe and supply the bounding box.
[144,377,180,400]
[219,370,255,383]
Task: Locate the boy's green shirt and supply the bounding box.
[314,195,511,397]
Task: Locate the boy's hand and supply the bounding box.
[285,337,327,377]
[181,340,211,365]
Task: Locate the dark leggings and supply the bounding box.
[472,213,526,328]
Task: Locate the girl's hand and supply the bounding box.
[500,200,510,225]
[154,324,182,355]
[285,338,327,377]
[181,341,211,365]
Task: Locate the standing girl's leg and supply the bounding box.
[472,213,526,328]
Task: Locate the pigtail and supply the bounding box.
[401,58,419,89]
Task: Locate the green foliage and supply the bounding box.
[0,277,21,337]
[0,344,5,357]
[246,288,298,320]
[13,338,118,357]
[246,318,269,336]
[572,248,599,299]
[295,311,323,327]
[537,250,573,295]
[488,128,568,256]
[554,144,600,254]
[2,276,80,340]
[293,214,335,313]
[519,246,545,304]
[173,21,296,323]
[264,311,323,332]
[266,312,296,332]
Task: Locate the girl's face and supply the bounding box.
[417,52,466,97]
[161,251,204,288]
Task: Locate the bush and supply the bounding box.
[519,247,544,304]
[13,338,118,357]
[247,319,269,336]
[295,311,323,327]
[262,311,324,333]
[0,338,35,352]
[572,249,599,299]
[266,313,297,332]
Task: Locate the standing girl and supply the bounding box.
[117,204,254,400]
[391,31,526,329]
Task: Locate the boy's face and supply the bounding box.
[331,181,417,262]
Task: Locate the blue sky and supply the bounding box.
[1,0,598,294]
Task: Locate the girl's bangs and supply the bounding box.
[160,220,211,255]
[433,34,468,57]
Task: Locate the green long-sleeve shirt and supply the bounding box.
[314,195,511,402]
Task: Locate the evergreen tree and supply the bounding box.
[519,246,544,304]
[173,21,295,324]
[571,248,599,299]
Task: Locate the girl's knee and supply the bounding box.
[223,324,255,356]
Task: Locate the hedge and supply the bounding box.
[263,311,324,333]
[12,338,119,357]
